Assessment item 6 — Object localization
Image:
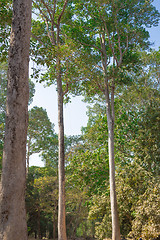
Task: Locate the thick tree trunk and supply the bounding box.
[57,57,67,240]
[105,83,121,240]
[0,0,32,239]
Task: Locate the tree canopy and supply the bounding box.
[0,0,160,239]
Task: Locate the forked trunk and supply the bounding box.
[0,0,32,239]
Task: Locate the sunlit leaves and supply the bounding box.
[28,106,57,157]
[0,0,12,61]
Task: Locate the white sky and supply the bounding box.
[29,74,89,167]
[29,83,88,136]
[29,0,160,167]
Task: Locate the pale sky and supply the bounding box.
[29,84,88,136]
[29,84,89,166]
[29,0,160,167]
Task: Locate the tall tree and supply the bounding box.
[26,166,58,239]
[31,1,72,239]
[70,1,160,239]
[27,106,56,174]
[0,0,32,239]
[0,61,35,174]
[0,62,8,171]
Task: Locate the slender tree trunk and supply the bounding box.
[37,208,41,240]
[108,121,120,240]
[57,57,67,240]
[104,81,121,240]
[72,199,83,238]
[53,212,56,240]
[26,137,31,175]
[0,0,32,239]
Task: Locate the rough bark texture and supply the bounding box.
[0,0,32,239]
[57,57,67,240]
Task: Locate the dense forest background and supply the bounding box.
[0,0,160,239]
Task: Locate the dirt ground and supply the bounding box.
[28,238,97,240]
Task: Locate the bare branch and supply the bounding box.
[85,42,103,53]
[96,80,105,94]
[33,0,58,27]
[31,32,45,46]
[95,3,118,65]
[58,0,68,23]
[116,29,122,66]
[34,2,55,44]
[101,32,110,66]
[43,18,54,44]
[104,78,112,121]
[122,34,129,57]
[113,6,129,66]
[111,78,115,123]
[113,10,123,66]
[33,0,50,23]
[63,82,69,96]
[51,0,57,45]
[51,22,56,45]
[56,25,60,44]
[103,21,118,66]
[40,0,53,22]
[33,0,58,45]
[53,0,56,18]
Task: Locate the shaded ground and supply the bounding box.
[28,238,97,240]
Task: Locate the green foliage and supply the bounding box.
[66,52,160,237]
[26,165,90,239]
[28,106,55,153]
[1,0,159,238]
[31,0,84,103]
[132,100,160,175]
[26,166,58,239]
[0,0,12,61]
[88,193,112,239]
[27,106,58,171]
[130,181,160,239]
[68,147,109,196]
[68,0,160,101]
[65,186,89,238]
[67,111,110,197]
[88,161,160,239]
[0,0,12,27]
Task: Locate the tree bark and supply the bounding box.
[108,120,120,240]
[104,81,121,240]
[26,137,31,175]
[37,207,41,240]
[0,0,32,239]
[53,212,56,240]
[57,57,67,240]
